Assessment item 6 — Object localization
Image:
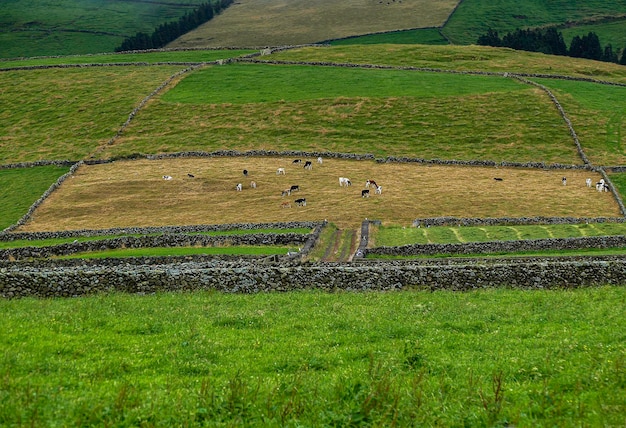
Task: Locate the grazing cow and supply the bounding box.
[290,185,300,192]
[292,159,302,165]
[295,198,307,206]
[317,156,323,164]
[375,185,382,195]
[281,189,291,197]
[361,189,370,198]
[163,175,173,180]
[276,167,286,175]
[304,161,312,170]
[235,183,242,191]
[494,177,503,181]
[187,173,195,178]
[243,169,248,177]
[339,177,351,187]
[562,177,567,186]
[596,179,608,192]
[250,181,257,189]
[586,178,592,187]
[365,180,378,189]
[281,201,291,208]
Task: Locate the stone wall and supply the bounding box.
[2,256,626,298]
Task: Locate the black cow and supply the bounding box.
[290,185,300,192]
[361,189,370,198]
[295,198,307,207]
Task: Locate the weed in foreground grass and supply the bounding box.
[0,288,623,426]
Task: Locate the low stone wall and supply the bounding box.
[2,257,625,298]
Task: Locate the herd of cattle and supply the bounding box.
[160,156,384,209]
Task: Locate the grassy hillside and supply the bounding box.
[0,0,210,58]
[0,66,185,163]
[168,0,458,48]
[102,63,580,164]
[442,0,626,46]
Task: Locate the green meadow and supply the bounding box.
[442,0,626,46]
[104,62,579,163]
[0,165,70,230]
[329,28,450,46]
[372,222,626,246]
[0,0,210,58]
[0,288,624,426]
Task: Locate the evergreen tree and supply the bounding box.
[620,47,626,65]
[477,28,501,47]
[602,44,618,63]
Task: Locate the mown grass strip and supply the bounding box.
[366,246,626,259]
[0,228,312,250]
[0,288,623,426]
[0,50,256,68]
[371,223,626,246]
[58,245,297,259]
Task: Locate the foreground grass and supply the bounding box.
[0,288,624,426]
[371,222,626,246]
[0,165,70,230]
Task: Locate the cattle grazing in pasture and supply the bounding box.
[235,183,242,191]
[250,181,257,189]
[163,175,173,180]
[295,198,307,206]
[339,177,352,187]
[304,161,312,170]
[317,156,323,164]
[290,185,300,192]
[281,201,291,208]
[292,159,302,165]
[361,189,370,198]
[586,178,592,187]
[596,179,609,192]
[187,173,195,178]
[281,189,291,197]
[365,180,378,188]
[562,177,567,186]
[243,169,248,177]
[375,185,382,195]
[494,177,503,181]
[276,167,286,175]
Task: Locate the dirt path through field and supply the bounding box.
[321,228,359,262]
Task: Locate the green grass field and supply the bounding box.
[329,28,450,46]
[442,0,626,46]
[103,62,580,164]
[0,165,70,230]
[371,222,626,246]
[0,0,210,58]
[0,288,623,426]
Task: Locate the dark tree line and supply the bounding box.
[477,27,626,65]
[115,0,233,52]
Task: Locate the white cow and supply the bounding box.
[375,185,382,195]
[339,177,352,187]
[235,183,242,191]
[317,156,323,164]
[162,175,173,180]
[586,178,592,188]
[276,168,286,175]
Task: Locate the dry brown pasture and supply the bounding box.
[168,0,459,48]
[18,157,620,232]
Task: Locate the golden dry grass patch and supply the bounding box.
[18,157,620,232]
[168,0,459,48]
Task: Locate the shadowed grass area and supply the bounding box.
[0,288,623,426]
[329,28,450,46]
[0,165,70,230]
